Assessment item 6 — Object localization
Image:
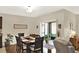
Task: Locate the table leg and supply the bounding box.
[27,44,31,53]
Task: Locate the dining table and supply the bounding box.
[21,36,35,53]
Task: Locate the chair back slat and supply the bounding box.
[18,33,24,37]
[15,36,22,47]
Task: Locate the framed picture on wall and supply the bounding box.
[14,24,28,29]
[57,24,61,37]
[36,25,38,29]
[70,23,73,30]
[58,24,61,29]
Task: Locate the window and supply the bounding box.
[51,22,56,34]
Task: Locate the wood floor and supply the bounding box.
[0,47,6,53]
[1,40,78,53]
[0,47,56,53]
[0,40,56,53]
[0,46,79,53]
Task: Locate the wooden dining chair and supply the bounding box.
[15,36,27,53]
[18,33,24,37]
[15,36,22,53]
[30,37,43,53]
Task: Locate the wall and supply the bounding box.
[64,10,76,31]
[0,13,35,46]
[76,15,79,35]
[31,9,76,41]
[31,9,64,34]
[63,10,76,41]
[0,9,77,46]
[31,9,65,38]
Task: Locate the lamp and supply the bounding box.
[70,30,76,38]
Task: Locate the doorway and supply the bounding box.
[0,17,2,48]
[40,21,56,39]
[40,21,56,53]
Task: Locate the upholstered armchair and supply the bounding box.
[53,39,75,53]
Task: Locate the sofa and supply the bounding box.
[53,39,75,53]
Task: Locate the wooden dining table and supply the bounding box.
[21,37,35,53]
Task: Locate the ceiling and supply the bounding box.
[0,6,79,17]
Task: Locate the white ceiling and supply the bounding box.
[0,6,79,17]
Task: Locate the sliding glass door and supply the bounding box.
[40,22,48,37]
[40,21,56,38]
[51,22,56,35]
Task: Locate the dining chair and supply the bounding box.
[30,37,43,53]
[15,36,27,53]
[18,33,24,37]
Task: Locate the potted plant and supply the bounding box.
[44,35,49,43]
[44,33,52,44]
[5,34,17,53]
[5,34,14,45]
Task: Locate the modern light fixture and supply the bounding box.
[25,6,37,13]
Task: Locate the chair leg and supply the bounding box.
[18,48,22,53]
[22,49,24,53]
[16,46,20,53]
[16,46,22,53]
[41,48,43,53]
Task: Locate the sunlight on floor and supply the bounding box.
[43,40,56,53]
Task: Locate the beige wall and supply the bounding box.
[0,9,77,46]
[76,15,79,35]
[64,10,76,31]
[0,13,35,46]
[31,9,76,41]
[31,9,65,34]
[31,9,65,39]
[63,10,76,41]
